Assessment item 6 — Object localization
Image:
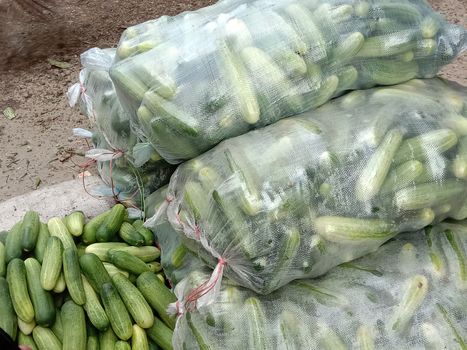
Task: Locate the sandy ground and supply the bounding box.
[0,0,465,202]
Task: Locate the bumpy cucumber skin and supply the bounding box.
[62,300,87,350]
[32,326,62,350]
[5,221,23,263]
[7,258,35,322]
[22,211,40,252]
[101,282,133,341]
[79,253,112,295]
[63,248,86,305]
[0,277,18,339]
[146,317,174,350]
[40,236,63,291]
[96,204,127,242]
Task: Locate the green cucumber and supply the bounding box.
[62,300,86,350]
[146,317,174,350]
[380,160,424,195]
[99,327,118,350]
[7,258,34,322]
[63,247,86,305]
[364,60,418,85]
[82,274,110,331]
[34,223,50,263]
[21,211,40,251]
[119,222,145,246]
[47,217,75,251]
[24,258,56,326]
[65,211,85,237]
[32,326,62,350]
[79,253,112,295]
[82,210,111,244]
[5,221,23,263]
[96,204,127,242]
[0,277,17,339]
[40,236,63,291]
[357,30,417,58]
[101,282,133,341]
[0,242,5,277]
[108,249,150,275]
[244,297,267,350]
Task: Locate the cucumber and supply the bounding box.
[24,258,56,326]
[108,249,150,275]
[0,242,5,277]
[5,221,23,263]
[103,262,130,278]
[52,272,66,293]
[40,236,63,291]
[244,297,267,350]
[21,211,40,251]
[394,129,458,165]
[218,40,259,124]
[336,66,358,92]
[453,136,467,179]
[86,324,99,350]
[112,273,154,328]
[65,211,85,237]
[50,308,63,341]
[82,274,110,331]
[171,245,188,268]
[18,331,38,350]
[101,282,133,340]
[444,229,467,285]
[132,220,154,245]
[364,60,418,85]
[63,247,86,305]
[0,231,8,244]
[332,32,365,62]
[84,242,129,261]
[32,326,62,350]
[284,3,326,60]
[357,30,417,58]
[268,227,301,292]
[7,258,34,322]
[421,16,440,38]
[143,91,199,136]
[79,253,112,295]
[99,327,118,350]
[96,204,127,242]
[132,324,149,350]
[136,271,177,330]
[372,2,422,23]
[146,317,174,350]
[394,180,465,211]
[380,160,424,195]
[241,46,302,114]
[315,216,395,243]
[355,128,403,201]
[0,277,17,339]
[116,341,132,350]
[34,223,50,263]
[17,317,35,335]
[47,217,76,251]
[82,210,111,244]
[391,275,428,332]
[62,300,86,350]
[147,261,162,273]
[110,64,148,102]
[119,222,145,246]
[185,312,212,350]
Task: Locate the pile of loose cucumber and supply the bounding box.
[0,206,175,350]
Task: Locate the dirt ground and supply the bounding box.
[0,0,465,201]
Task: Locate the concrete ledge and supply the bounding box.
[0,176,113,231]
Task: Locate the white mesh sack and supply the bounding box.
[151,78,467,296]
[172,221,467,349]
[110,0,466,163]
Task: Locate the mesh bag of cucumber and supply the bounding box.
[110,0,466,163]
[68,48,175,208]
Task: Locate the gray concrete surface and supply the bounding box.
[0,176,113,231]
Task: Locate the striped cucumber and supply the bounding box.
[21,211,40,251]
[79,253,112,295]
[365,60,418,85]
[5,221,23,263]
[244,297,267,350]
[24,258,56,326]
[101,282,133,340]
[380,160,424,195]
[17,317,35,335]
[146,317,174,350]
[112,273,154,328]
[52,272,66,293]
[47,217,75,250]
[7,258,34,322]
[99,327,118,350]
[82,210,111,244]
[18,331,37,350]
[132,324,149,350]
[357,30,417,58]
[32,326,62,350]
[218,40,259,124]
[65,211,85,237]
[444,229,467,286]
[116,341,132,350]
[0,277,17,339]
[332,32,365,62]
[40,236,63,291]
[315,216,395,243]
[96,204,127,242]
[62,300,87,350]
[355,128,403,201]
[82,274,110,331]
[63,247,86,305]
[394,129,458,165]
[108,249,150,275]
[103,262,130,278]
[34,223,49,263]
[136,271,177,330]
[132,220,154,245]
[51,308,63,341]
[119,222,145,246]
[86,324,99,350]
[391,275,428,332]
[393,179,465,211]
[453,136,467,179]
[84,242,129,261]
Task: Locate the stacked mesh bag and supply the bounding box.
[144,79,467,349]
[71,0,467,348]
[68,48,175,208]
